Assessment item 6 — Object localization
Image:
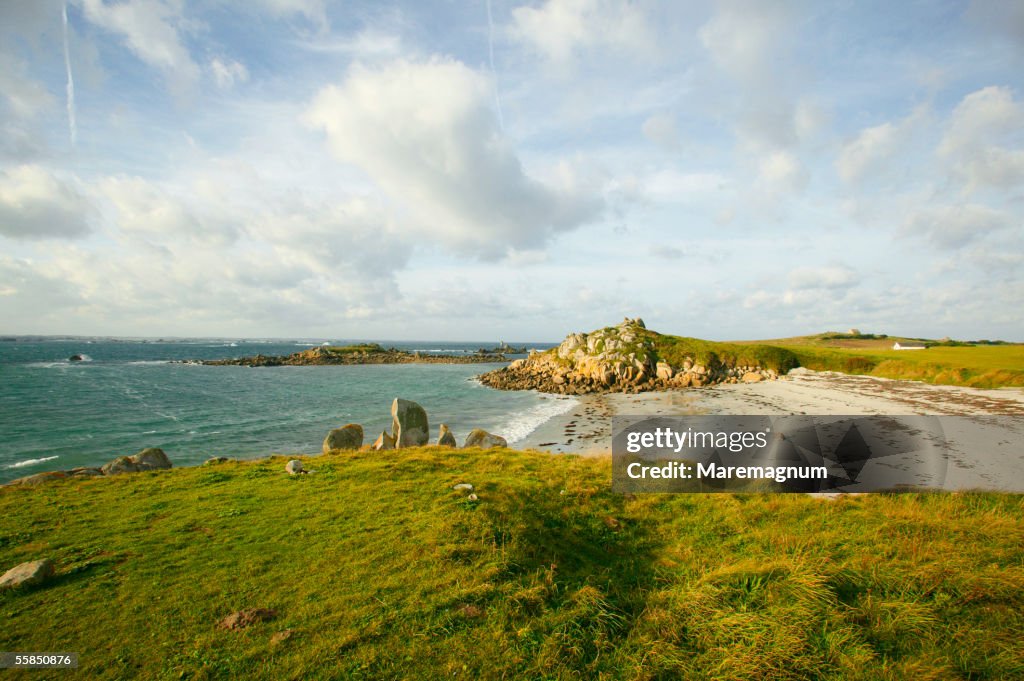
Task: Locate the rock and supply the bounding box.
[655,362,674,381]
[742,372,764,383]
[68,354,85,361]
[463,429,507,449]
[437,424,457,447]
[452,483,474,491]
[391,398,429,447]
[467,493,479,502]
[68,467,103,478]
[101,447,172,476]
[270,629,295,646]
[218,608,278,631]
[285,460,304,475]
[204,457,229,466]
[4,471,69,486]
[0,559,55,589]
[323,424,364,453]
[372,431,396,451]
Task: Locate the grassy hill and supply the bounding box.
[2,448,1022,679]
[729,332,1024,389]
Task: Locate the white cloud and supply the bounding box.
[304,57,601,259]
[209,57,249,89]
[509,0,654,66]
[97,175,233,244]
[0,52,55,120]
[256,0,328,29]
[939,86,1024,191]
[80,0,200,89]
[641,112,680,151]
[0,165,93,239]
[837,121,900,184]
[788,265,858,290]
[904,203,1013,249]
[758,150,807,193]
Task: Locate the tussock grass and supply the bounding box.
[1,449,1022,679]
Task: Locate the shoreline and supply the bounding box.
[517,369,1024,492]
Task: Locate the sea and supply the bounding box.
[0,338,570,483]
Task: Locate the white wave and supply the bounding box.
[499,396,579,445]
[6,455,59,469]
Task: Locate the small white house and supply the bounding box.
[892,342,926,350]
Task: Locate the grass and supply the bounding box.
[2,448,1022,680]
[320,343,386,354]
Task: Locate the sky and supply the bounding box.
[0,0,1021,342]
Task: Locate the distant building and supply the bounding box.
[848,328,860,335]
[892,342,926,350]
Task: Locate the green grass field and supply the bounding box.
[2,448,1022,680]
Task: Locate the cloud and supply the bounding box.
[641,112,681,151]
[509,0,654,67]
[837,122,900,184]
[97,175,235,244]
[256,0,328,29]
[939,86,1024,192]
[209,57,248,89]
[0,165,93,239]
[304,57,602,259]
[758,150,807,193]
[788,265,858,290]
[79,0,200,90]
[904,203,1013,249]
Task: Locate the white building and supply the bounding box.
[892,342,926,350]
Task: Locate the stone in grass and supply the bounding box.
[323,424,364,454]
[463,429,507,449]
[372,431,396,451]
[392,398,429,447]
[270,629,295,646]
[0,559,55,590]
[101,447,172,476]
[218,608,278,631]
[437,424,457,447]
[285,460,305,475]
[204,457,230,466]
[452,483,474,492]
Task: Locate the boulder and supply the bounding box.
[656,362,674,381]
[4,471,69,486]
[68,354,85,361]
[452,483,474,491]
[372,431,396,451]
[437,424,457,447]
[285,460,304,475]
[0,559,55,590]
[68,467,103,478]
[323,424,364,453]
[742,372,764,383]
[101,447,172,476]
[463,429,508,449]
[218,608,278,631]
[391,398,429,447]
[204,457,229,466]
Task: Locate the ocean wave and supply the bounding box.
[6,455,59,469]
[499,396,579,445]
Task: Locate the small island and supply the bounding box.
[194,343,514,367]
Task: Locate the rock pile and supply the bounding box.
[4,448,173,487]
[479,317,780,395]
[323,398,508,452]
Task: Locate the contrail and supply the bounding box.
[485,0,505,131]
[62,0,77,146]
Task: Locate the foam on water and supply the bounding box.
[7,455,59,469]
[500,395,578,445]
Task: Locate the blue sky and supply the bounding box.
[0,0,1021,341]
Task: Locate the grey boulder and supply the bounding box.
[392,398,429,447]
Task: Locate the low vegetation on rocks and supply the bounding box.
[480,318,799,395]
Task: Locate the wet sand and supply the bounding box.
[517,369,1024,492]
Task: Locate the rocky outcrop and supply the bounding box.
[100,448,172,476]
[479,317,782,395]
[437,424,457,447]
[285,460,304,475]
[198,344,511,367]
[323,424,364,453]
[392,398,429,447]
[463,429,508,449]
[0,559,55,589]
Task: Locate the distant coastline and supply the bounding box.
[192,343,522,367]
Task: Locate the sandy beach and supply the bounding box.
[518,369,1024,492]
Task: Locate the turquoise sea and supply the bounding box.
[0,339,568,483]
